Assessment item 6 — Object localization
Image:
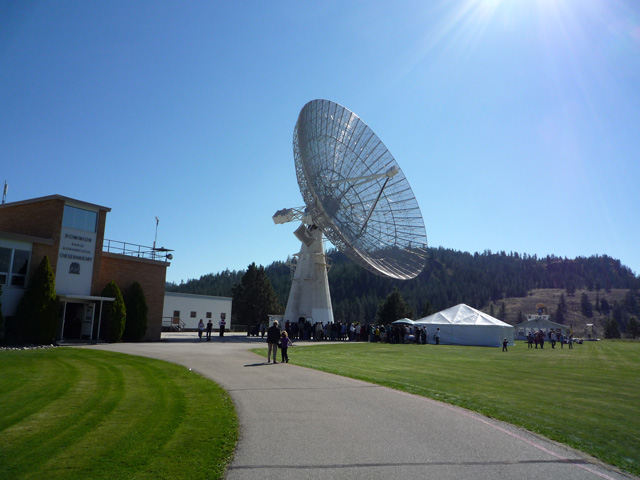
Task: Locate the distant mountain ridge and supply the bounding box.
[166,248,640,330]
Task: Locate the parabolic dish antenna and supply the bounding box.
[273,99,428,326]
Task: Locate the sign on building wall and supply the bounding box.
[55,228,96,295]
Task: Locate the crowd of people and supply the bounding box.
[525,329,573,349]
[256,319,440,345]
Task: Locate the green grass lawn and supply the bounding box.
[0,348,238,480]
[255,340,640,476]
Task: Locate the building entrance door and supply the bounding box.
[81,304,94,339]
[62,303,83,339]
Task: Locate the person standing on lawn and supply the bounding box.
[267,320,280,363]
[280,331,292,363]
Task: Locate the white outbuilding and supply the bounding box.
[512,315,570,341]
[162,292,232,331]
[414,303,514,347]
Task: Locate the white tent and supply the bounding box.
[414,304,514,347]
[391,318,415,326]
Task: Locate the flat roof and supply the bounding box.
[59,295,115,302]
[0,194,111,212]
[0,230,54,245]
[164,291,232,301]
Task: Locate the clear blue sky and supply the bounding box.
[2,0,639,284]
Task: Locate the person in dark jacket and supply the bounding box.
[267,320,281,363]
[206,319,213,341]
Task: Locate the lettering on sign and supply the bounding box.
[59,233,94,263]
[56,228,96,295]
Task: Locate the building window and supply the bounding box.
[0,246,30,287]
[63,205,98,233]
[0,247,10,285]
[173,310,180,318]
[206,312,212,318]
[190,311,196,318]
[11,250,30,287]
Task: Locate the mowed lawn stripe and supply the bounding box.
[1,351,127,478]
[0,348,238,480]
[262,340,640,476]
[0,352,77,432]
[34,354,181,479]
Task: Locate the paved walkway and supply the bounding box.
[86,333,633,480]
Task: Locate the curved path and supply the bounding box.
[86,333,633,480]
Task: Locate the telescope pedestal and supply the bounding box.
[283,228,334,326]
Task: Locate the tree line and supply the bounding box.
[167,248,640,333]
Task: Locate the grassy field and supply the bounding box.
[255,340,640,476]
[0,348,238,480]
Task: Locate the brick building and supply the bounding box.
[0,195,171,342]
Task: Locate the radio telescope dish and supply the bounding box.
[274,99,428,326]
[294,99,427,279]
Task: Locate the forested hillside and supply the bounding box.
[166,248,640,333]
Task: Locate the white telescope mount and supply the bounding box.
[273,167,400,327]
[272,207,334,326]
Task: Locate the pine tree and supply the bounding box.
[232,263,283,328]
[376,287,413,324]
[580,292,593,317]
[611,301,625,332]
[600,297,610,315]
[100,281,126,343]
[558,294,567,314]
[604,317,620,339]
[498,302,507,321]
[421,299,434,318]
[15,256,58,344]
[0,284,5,341]
[627,316,639,339]
[123,282,148,342]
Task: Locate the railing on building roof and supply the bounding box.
[103,239,173,261]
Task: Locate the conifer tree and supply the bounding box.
[558,293,567,315]
[611,301,625,331]
[580,292,593,317]
[421,299,434,318]
[0,285,5,341]
[376,288,413,324]
[232,263,283,329]
[600,297,610,315]
[498,302,507,321]
[15,256,58,344]
[100,281,126,343]
[627,316,639,339]
[604,317,620,339]
[123,282,148,342]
